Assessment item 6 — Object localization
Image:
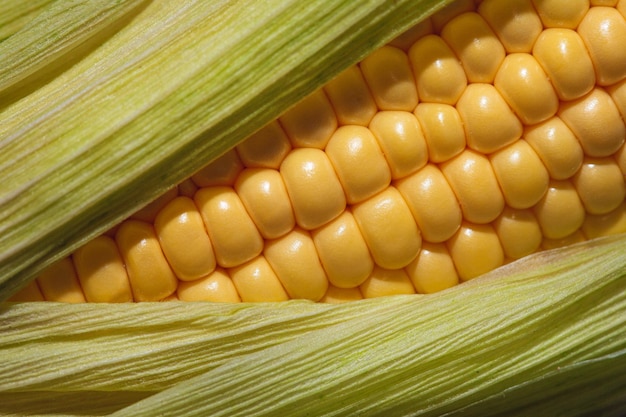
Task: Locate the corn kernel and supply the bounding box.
[279,89,337,149]
[320,285,363,303]
[414,103,465,163]
[229,256,290,302]
[7,280,44,302]
[177,268,241,302]
[478,0,542,53]
[130,187,178,222]
[447,222,504,281]
[573,157,626,214]
[533,180,586,239]
[236,120,292,169]
[37,258,86,303]
[531,0,589,28]
[582,202,626,238]
[542,230,587,250]
[387,18,434,51]
[191,149,243,187]
[405,241,459,294]
[360,266,416,298]
[493,207,543,259]
[324,66,378,126]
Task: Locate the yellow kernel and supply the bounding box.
[234,168,295,239]
[591,0,618,5]
[582,202,626,238]
[194,186,264,268]
[441,12,506,83]
[279,148,346,229]
[236,120,292,169]
[360,266,416,298]
[191,149,243,188]
[279,89,337,149]
[489,140,550,209]
[405,242,459,294]
[619,0,626,19]
[325,125,392,204]
[395,164,463,243]
[229,256,289,302]
[533,180,586,239]
[616,142,626,176]
[320,285,363,303]
[177,268,241,303]
[531,0,589,28]
[387,18,434,51]
[431,0,477,32]
[542,230,586,250]
[414,103,465,163]
[408,35,467,105]
[264,227,329,301]
[154,196,216,281]
[130,187,178,223]
[324,66,378,126]
[607,78,626,120]
[116,220,178,302]
[352,187,422,269]
[478,0,543,53]
[311,210,374,289]
[447,222,504,281]
[368,111,429,179]
[573,157,626,215]
[532,28,596,101]
[178,178,198,198]
[441,149,505,224]
[494,53,559,125]
[38,258,86,303]
[493,207,543,259]
[456,83,523,153]
[73,235,133,302]
[360,45,418,111]
[7,280,44,302]
[578,7,626,86]
[559,87,626,157]
[524,116,584,180]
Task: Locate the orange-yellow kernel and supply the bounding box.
[478,0,542,53]
[494,53,559,125]
[573,157,626,215]
[73,235,133,302]
[619,0,626,18]
[360,266,416,298]
[582,202,626,238]
[408,35,467,105]
[447,222,504,281]
[616,142,626,176]
[360,45,419,111]
[115,220,178,302]
[311,210,374,289]
[489,140,550,209]
[387,18,434,51]
[368,111,429,179]
[234,168,295,239]
[441,149,505,224]
[578,7,626,86]
[154,196,216,281]
[559,87,626,157]
[531,0,589,28]
[320,285,363,303]
[325,125,392,204]
[533,29,596,101]
[542,230,587,250]
[441,12,506,83]
[161,293,179,302]
[324,66,378,126]
[352,187,422,269]
[229,256,289,302]
[396,164,463,243]
[191,149,243,188]
[607,78,626,120]
[456,83,523,153]
[591,0,618,6]
[493,207,543,259]
[177,268,241,302]
[194,186,263,268]
[414,103,465,163]
[130,187,178,222]
[431,0,477,32]
[405,241,459,294]
[533,180,586,239]
[280,148,346,230]
[264,227,329,301]
[178,178,198,198]
[8,280,44,302]
[279,89,337,149]
[36,258,86,303]
[524,117,584,180]
[236,120,292,169]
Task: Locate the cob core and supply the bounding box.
[12,0,626,304]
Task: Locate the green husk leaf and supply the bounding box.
[0,0,450,301]
[0,0,56,43]
[1,234,625,416]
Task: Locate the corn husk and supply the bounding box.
[1,1,625,416]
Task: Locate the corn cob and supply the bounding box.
[10,0,626,304]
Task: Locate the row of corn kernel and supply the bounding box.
[11,0,626,303]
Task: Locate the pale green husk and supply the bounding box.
[0,0,56,42]
[1,234,625,416]
[0,0,450,300]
